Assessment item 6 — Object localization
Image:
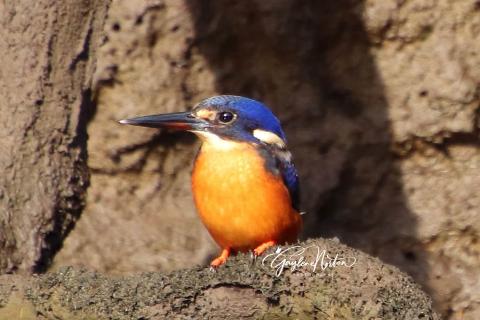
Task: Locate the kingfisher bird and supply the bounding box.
[119,95,302,268]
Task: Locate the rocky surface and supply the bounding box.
[4,239,439,319]
[53,1,480,318]
[0,0,109,273]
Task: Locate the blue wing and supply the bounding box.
[280,160,300,211]
[258,146,300,211]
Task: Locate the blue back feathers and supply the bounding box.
[197,95,300,210]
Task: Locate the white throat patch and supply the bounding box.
[252,129,286,148]
[192,131,240,150]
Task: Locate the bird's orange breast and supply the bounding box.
[192,141,301,252]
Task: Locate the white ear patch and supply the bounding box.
[253,129,286,148]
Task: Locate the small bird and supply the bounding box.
[119,95,302,267]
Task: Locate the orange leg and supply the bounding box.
[210,248,231,268]
[253,240,276,257]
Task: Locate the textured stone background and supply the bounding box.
[53,0,480,319]
[0,0,108,274]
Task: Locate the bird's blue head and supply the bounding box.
[120,95,288,147]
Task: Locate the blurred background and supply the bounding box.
[50,1,479,319]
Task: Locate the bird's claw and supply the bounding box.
[209,248,230,270]
[209,266,217,273]
[253,240,276,256]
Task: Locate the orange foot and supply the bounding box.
[253,240,276,257]
[210,248,231,268]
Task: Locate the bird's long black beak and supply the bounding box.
[119,111,208,131]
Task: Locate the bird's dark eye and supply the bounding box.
[217,111,235,123]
